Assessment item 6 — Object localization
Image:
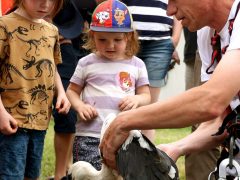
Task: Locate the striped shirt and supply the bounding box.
[70,53,149,138]
[122,0,173,40]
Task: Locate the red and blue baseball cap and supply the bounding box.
[90,0,133,32]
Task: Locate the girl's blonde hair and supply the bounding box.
[83,30,140,58]
[13,0,63,18]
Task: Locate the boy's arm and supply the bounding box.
[0,7,17,134]
[0,95,18,134]
[54,70,71,114]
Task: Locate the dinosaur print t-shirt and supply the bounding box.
[0,12,62,130]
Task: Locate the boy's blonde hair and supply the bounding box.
[13,0,63,18]
[83,30,140,58]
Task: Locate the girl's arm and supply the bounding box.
[54,70,71,114]
[66,83,98,121]
[118,85,151,111]
[134,85,151,106]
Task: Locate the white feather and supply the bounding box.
[68,113,122,180]
[69,113,177,179]
[68,161,122,180]
[168,165,177,179]
[122,130,152,151]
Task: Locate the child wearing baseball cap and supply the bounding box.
[66,0,151,170]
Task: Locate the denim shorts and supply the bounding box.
[0,128,46,180]
[53,43,78,133]
[138,39,174,88]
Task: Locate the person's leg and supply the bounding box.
[185,125,220,180]
[54,133,74,180]
[53,107,77,180]
[138,39,174,142]
[24,129,46,180]
[52,43,79,180]
[0,129,29,180]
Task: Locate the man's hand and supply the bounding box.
[99,113,129,169]
[157,143,182,162]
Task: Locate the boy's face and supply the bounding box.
[93,31,128,61]
[22,0,56,19]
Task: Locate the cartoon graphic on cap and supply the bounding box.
[96,11,110,24]
[114,8,127,26]
[90,0,133,32]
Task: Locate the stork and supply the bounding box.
[68,113,179,180]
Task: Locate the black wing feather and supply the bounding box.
[116,133,179,180]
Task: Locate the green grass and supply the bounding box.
[41,121,191,179]
[41,120,55,180]
[155,128,191,180]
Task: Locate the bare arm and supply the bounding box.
[100,50,240,169]
[172,16,182,48]
[171,16,182,64]
[158,115,227,162]
[118,85,151,111]
[0,96,18,135]
[54,70,71,114]
[66,83,98,121]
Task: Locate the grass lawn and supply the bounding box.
[41,120,191,180]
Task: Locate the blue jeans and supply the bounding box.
[138,39,174,88]
[0,128,46,180]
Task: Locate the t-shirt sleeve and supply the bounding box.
[54,29,62,65]
[70,58,85,87]
[0,19,8,61]
[136,59,149,88]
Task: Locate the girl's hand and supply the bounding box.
[118,95,139,111]
[77,103,98,121]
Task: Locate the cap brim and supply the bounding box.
[90,26,133,33]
